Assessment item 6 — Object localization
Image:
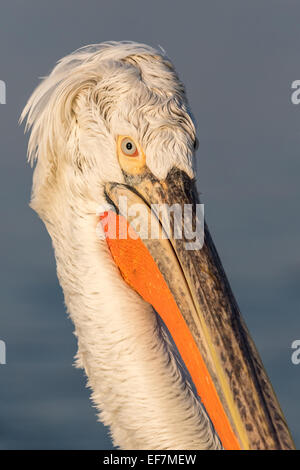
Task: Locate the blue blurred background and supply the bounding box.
[0,1,299,449]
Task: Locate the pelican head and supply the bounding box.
[21,41,294,450]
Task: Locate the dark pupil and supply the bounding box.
[126,142,133,151]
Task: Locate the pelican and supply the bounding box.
[21,41,294,450]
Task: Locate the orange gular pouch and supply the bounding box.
[99,210,240,450]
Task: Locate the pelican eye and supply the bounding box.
[117,135,146,174]
[120,137,138,157]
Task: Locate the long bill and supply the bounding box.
[102,167,294,450]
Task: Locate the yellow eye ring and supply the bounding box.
[117,135,146,174]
